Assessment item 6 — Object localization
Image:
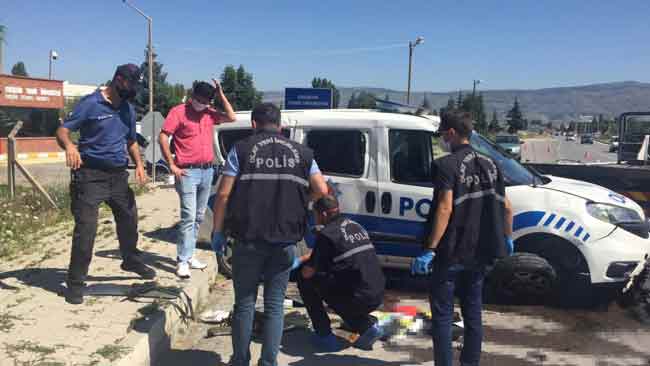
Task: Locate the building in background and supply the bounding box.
[0,74,65,155]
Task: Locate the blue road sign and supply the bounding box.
[285,88,332,110]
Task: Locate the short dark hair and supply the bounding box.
[313,194,339,214]
[193,81,216,100]
[251,103,280,126]
[439,109,473,138]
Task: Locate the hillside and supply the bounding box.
[262,81,650,121]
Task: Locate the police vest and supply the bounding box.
[319,215,385,301]
[227,130,313,243]
[430,144,507,266]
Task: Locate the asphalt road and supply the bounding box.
[521,136,617,164]
[157,274,650,366]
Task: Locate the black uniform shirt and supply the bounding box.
[307,216,385,302]
[429,143,507,267]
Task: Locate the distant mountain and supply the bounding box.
[262,81,650,122]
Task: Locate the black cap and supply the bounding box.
[114,63,142,82]
[437,110,473,138]
[313,195,339,214]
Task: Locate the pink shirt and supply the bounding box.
[161,103,226,166]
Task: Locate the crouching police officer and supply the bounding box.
[411,110,513,366]
[297,195,385,352]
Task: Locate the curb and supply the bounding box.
[0,152,65,161]
[114,254,218,366]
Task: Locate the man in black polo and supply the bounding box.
[297,194,385,351]
[411,110,513,366]
[56,64,155,305]
[211,103,328,366]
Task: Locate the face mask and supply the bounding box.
[116,85,136,100]
[191,99,208,112]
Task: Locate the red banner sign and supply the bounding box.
[0,75,64,109]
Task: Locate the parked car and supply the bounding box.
[610,136,619,152]
[566,133,577,141]
[580,134,594,144]
[203,109,650,307]
[495,134,522,161]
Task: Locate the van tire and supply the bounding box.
[216,239,311,280]
[488,253,557,305]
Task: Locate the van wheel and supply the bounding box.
[488,253,557,305]
[217,239,311,280]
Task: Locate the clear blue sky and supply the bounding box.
[2,0,650,92]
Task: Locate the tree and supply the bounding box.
[456,91,463,109]
[488,109,500,132]
[347,91,376,109]
[11,61,27,76]
[0,25,5,75]
[421,94,432,112]
[506,97,525,133]
[347,93,358,108]
[218,65,263,111]
[311,77,340,108]
[440,97,455,115]
[134,50,175,117]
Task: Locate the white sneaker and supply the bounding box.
[176,262,191,278]
[189,257,208,270]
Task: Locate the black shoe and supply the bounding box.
[65,284,84,305]
[121,260,156,279]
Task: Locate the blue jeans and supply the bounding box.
[174,167,213,263]
[430,264,485,366]
[231,241,295,366]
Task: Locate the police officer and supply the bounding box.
[297,194,385,351]
[56,64,155,305]
[211,103,328,366]
[411,110,513,366]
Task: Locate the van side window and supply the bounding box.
[389,129,434,186]
[218,128,290,157]
[306,130,365,176]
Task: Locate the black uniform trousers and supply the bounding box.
[297,273,380,336]
[67,167,139,286]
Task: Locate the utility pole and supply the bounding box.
[123,0,156,181]
[406,36,424,105]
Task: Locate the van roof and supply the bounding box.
[221,109,440,131]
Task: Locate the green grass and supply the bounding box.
[91,344,130,362]
[0,182,150,260]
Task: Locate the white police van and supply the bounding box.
[204,109,650,306]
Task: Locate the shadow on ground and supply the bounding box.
[95,249,177,275]
[0,267,141,296]
[280,328,406,366]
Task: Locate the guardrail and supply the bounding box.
[6,121,58,209]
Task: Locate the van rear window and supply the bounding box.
[306,130,366,177]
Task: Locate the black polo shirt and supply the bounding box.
[429,144,507,267]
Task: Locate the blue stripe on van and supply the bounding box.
[543,214,556,227]
[565,221,575,232]
[554,217,566,229]
[513,211,546,232]
[574,227,584,238]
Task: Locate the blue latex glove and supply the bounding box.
[505,236,514,256]
[411,250,435,275]
[290,257,302,271]
[211,232,226,256]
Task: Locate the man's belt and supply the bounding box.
[178,163,214,169]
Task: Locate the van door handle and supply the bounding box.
[381,192,392,214]
[365,191,376,213]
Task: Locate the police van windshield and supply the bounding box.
[469,133,540,186]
